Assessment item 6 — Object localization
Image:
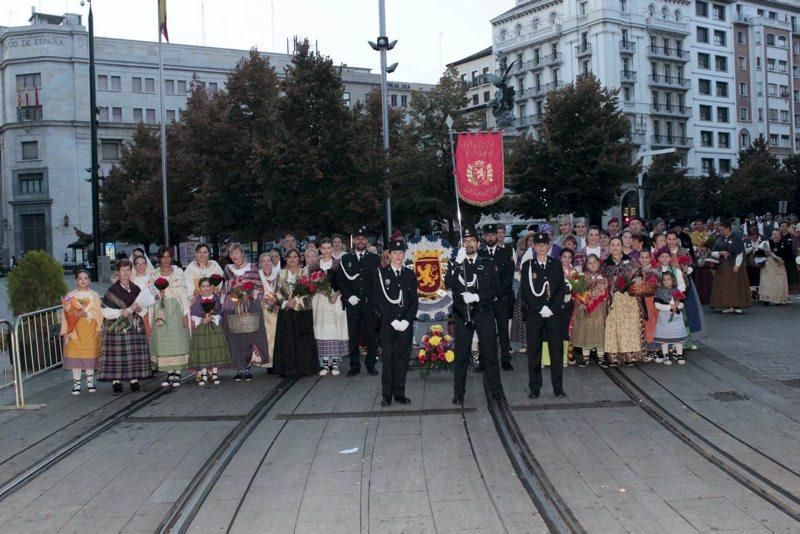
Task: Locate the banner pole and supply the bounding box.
[446,117,472,327]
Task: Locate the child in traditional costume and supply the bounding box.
[61,270,103,395]
[188,277,230,385]
[653,271,688,365]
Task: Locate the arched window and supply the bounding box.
[740,129,751,148]
[674,9,681,21]
[766,33,775,46]
[532,17,540,29]
[549,11,558,24]
[737,31,744,44]
[515,24,522,36]
[500,29,508,41]
[648,4,656,17]
[661,6,669,19]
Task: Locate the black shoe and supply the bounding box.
[554,391,566,398]
[452,394,464,405]
[528,391,540,399]
[347,369,360,377]
[577,361,588,368]
[234,371,244,382]
[598,359,609,369]
[244,369,253,381]
[381,396,392,407]
[130,381,141,392]
[394,396,412,404]
[501,362,514,371]
[112,382,123,395]
[366,368,379,376]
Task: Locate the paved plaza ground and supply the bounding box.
[0,288,797,532]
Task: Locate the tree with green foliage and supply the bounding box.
[724,137,792,216]
[510,74,639,223]
[7,251,68,315]
[781,152,800,216]
[644,153,699,222]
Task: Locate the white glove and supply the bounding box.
[539,305,554,318]
[563,293,571,303]
[397,320,410,331]
[455,247,467,264]
[348,295,360,306]
[462,292,479,304]
[391,319,402,331]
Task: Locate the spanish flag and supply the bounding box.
[158,0,169,42]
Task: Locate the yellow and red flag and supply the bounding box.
[158,0,169,42]
[454,131,505,206]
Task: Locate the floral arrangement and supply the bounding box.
[209,273,224,287]
[669,290,686,322]
[309,269,333,297]
[569,272,608,313]
[229,280,257,314]
[566,272,587,295]
[615,274,634,294]
[62,295,92,335]
[200,297,216,316]
[153,276,170,325]
[417,324,455,376]
[291,273,319,299]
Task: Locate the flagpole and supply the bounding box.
[446,115,472,327]
[157,7,170,247]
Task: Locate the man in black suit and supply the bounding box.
[519,232,567,399]
[373,239,418,406]
[479,224,515,371]
[445,227,504,405]
[336,228,381,376]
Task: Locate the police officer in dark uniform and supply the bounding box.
[373,239,418,407]
[445,227,504,405]
[479,224,515,371]
[520,232,567,398]
[336,228,381,376]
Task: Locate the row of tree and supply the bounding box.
[101,46,797,252]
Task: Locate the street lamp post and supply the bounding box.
[368,0,397,241]
[86,0,101,282]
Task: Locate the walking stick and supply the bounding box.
[446,116,473,328]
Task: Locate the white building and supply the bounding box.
[1,11,433,263]
[447,46,497,129]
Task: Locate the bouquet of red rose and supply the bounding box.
[209,273,224,287]
[615,274,634,294]
[671,254,692,271]
[229,280,257,314]
[200,297,216,316]
[309,269,333,297]
[153,276,170,325]
[669,289,686,322]
[291,274,319,299]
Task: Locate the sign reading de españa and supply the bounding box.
[455,132,504,207]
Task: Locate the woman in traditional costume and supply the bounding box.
[666,231,706,345]
[61,270,103,395]
[710,220,752,314]
[637,250,659,362]
[602,237,645,366]
[131,255,155,338]
[188,277,230,385]
[150,246,191,387]
[98,259,155,394]
[744,226,764,300]
[571,254,608,367]
[312,238,349,376]
[258,253,278,368]
[273,249,319,377]
[332,234,347,260]
[759,230,790,305]
[221,243,267,381]
[184,243,224,297]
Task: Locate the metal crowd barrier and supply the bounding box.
[10,306,64,408]
[0,320,15,392]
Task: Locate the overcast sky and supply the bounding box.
[5,0,507,83]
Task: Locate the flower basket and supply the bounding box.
[417,324,455,378]
[629,281,656,297]
[228,312,260,334]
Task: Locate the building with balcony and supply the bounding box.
[447,46,496,130]
[0,10,434,262]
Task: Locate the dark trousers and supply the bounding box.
[525,313,564,395]
[346,303,378,371]
[379,323,412,398]
[453,309,502,397]
[492,297,513,364]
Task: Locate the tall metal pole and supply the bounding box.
[88,2,101,282]
[158,15,170,247]
[446,116,471,326]
[378,0,392,240]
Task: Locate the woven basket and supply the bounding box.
[629,281,656,297]
[227,312,260,334]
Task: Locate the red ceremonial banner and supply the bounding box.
[454,132,504,207]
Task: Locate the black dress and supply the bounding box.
[272,270,319,377]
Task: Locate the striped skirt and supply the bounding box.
[98,321,152,381]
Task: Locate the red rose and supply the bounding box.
[242,282,255,292]
[154,277,170,291]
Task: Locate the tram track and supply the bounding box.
[604,366,800,522]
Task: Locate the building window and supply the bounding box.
[713,30,726,46]
[718,159,731,172]
[780,85,789,97]
[696,1,708,17]
[16,73,43,121]
[146,109,156,123]
[133,108,143,122]
[472,94,479,105]
[738,56,746,70]
[778,60,788,73]
[132,77,142,93]
[740,132,750,146]
[714,56,727,72]
[209,82,218,92]
[390,94,398,107]
[769,134,779,146]
[778,36,787,48]
[737,31,744,45]
[177,80,187,94]
[781,110,790,123]
[699,105,712,121]
[623,87,632,101]
[165,79,175,94]
[756,57,762,71]
[145,78,155,93]
[619,0,627,12]
[21,141,38,160]
[715,81,728,97]
[401,94,408,107]
[697,27,709,43]
[758,108,763,121]
[483,91,490,102]
[101,140,121,161]
[768,108,779,121]
[766,34,775,46]
[768,84,777,96]
[701,158,714,172]
[781,134,790,147]
[698,79,711,95]
[698,53,710,69]
[166,110,176,122]
[112,107,122,122]
[701,130,713,147]
[738,83,747,96]
[111,76,121,90]
[717,107,729,123]
[18,172,44,194]
[98,106,109,122]
[718,132,730,148]
[712,4,725,21]
[579,2,587,16]
[739,107,749,121]
[98,75,108,91]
